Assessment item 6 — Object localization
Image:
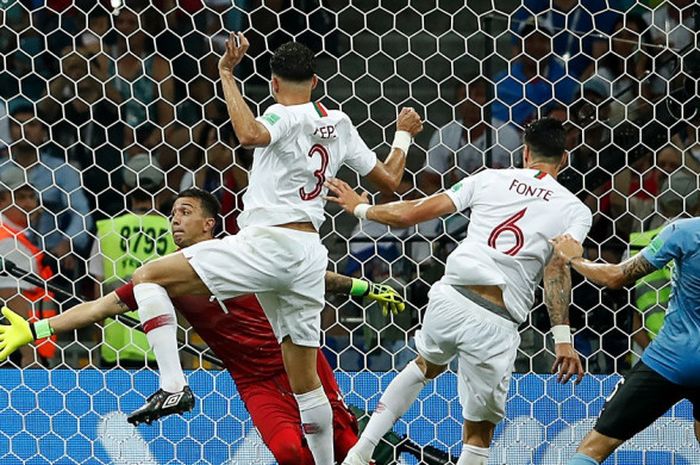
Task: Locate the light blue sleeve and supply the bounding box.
[641,221,685,270]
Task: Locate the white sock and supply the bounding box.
[352,360,428,462]
[294,386,334,465]
[134,283,186,392]
[457,444,489,465]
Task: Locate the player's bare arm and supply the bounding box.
[0,292,127,361]
[551,235,656,289]
[49,292,129,334]
[325,271,405,316]
[324,178,456,227]
[365,108,424,192]
[543,255,585,385]
[218,32,271,148]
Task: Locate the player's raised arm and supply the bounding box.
[324,178,457,228]
[218,32,271,148]
[363,108,424,192]
[551,235,657,290]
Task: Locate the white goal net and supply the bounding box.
[0,0,698,464]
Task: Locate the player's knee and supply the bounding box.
[268,430,306,465]
[415,355,445,380]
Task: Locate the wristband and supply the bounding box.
[353,203,371,220]
[551,325,572,344]
[391,130,412,154]
[349,278,370,297]
[32,320,54,340]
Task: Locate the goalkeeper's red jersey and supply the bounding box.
[115,282,285,385]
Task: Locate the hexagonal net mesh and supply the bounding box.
[0,0,699,464]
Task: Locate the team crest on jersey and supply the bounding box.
[451,181,463,192]
[261,113,280,125]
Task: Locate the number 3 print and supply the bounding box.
[299,144,329,201]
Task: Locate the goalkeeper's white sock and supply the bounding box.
[133,283,186,393]
[294,386,334,465]
[352,360,428,463]
[457,444,489,465]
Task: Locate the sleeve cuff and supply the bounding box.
[444,189,462,212]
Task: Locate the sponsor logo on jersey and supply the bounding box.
[261,113,280,125]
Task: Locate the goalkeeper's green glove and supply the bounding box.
[350,279,406,316]
[0,307,35,361]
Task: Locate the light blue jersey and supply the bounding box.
[641,218,700,386]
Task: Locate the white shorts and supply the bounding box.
[414,282,520,424]
[182,226,328,347]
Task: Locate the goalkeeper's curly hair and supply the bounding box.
[270,42,315,82]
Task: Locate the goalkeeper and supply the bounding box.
[0,188,405,465]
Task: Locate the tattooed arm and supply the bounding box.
[544,254,584,384]
[551,235,657,290]
[324,272,406,315]
[569,254,656,290]
[324,272,354,295]
[49,291,131,334]
[543,255,572,326]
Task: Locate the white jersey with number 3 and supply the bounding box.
[443,168,592,323]
[238,102,378,230]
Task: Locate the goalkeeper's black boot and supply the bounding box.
[127,386,194,426]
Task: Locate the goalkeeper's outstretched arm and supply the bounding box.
[326,272,406,316]
[0,292,127,361]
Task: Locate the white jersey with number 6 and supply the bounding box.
[238,101,378,230]
[442,168,592,323]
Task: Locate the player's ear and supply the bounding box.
[522,145,531,166]
[310,75,318,91]
[204,217,216,234]
[558,151,569,171]
[271,76,280,95]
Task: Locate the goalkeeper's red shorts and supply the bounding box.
[238,350,358,465]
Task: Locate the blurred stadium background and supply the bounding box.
[0,0,698,463]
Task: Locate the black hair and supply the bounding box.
[176,188,221,219]
[270,42,315,82]
[523,117,566,161]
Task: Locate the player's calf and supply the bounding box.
[127,386,195,426]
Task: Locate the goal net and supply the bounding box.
[0,0,698,464]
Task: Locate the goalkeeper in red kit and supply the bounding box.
[0,188,405,465]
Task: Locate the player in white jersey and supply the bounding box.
[326,118,592,465]
[126,33,423,465]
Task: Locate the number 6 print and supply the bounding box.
[488,208,527,256]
